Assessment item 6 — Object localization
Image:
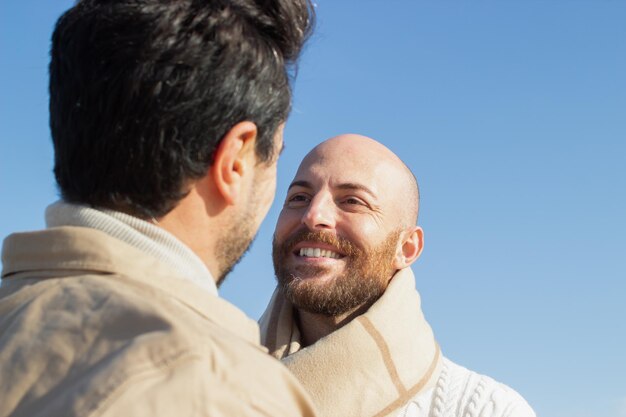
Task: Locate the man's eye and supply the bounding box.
[286,194,310,206]
[343,197,364,205]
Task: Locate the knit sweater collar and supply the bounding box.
[259,267,441,417]
[45,200,217,296]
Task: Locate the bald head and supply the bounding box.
[302,134,420,226]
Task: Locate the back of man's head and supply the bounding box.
[49,0,314,219]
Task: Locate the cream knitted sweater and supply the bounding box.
[397,357,534,417]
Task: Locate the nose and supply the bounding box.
[302,194,336,231]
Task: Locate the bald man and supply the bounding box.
[260,135,535,417]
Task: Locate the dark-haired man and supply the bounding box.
[261,134,535,417]
[0,1,317,416]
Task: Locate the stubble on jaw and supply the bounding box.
[272,229,401,316]
[214,198,258,287]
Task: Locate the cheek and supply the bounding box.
[258,166,278,209]
[274,209,299,242]
[338,219,380,247]
[268,164,277,192]
[264,178,276,207]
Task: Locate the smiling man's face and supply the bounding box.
[272,135,420,316]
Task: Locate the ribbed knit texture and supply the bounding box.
[45,200,217,295]
[398,358,535,417]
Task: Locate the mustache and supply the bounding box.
[279,229,360,257]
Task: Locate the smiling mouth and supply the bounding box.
[295,247,343,259]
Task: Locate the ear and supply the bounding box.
[393,226,424,269]
[210,121,258,206]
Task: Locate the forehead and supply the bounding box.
[293,146,400,197]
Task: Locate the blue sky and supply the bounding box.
[1,2,625,416]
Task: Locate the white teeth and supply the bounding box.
[298,247,340,259]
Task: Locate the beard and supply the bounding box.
[272,228,400,316]
[214,197,258,287]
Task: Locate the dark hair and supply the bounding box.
[50,0,314,218]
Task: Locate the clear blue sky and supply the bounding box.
[1,2,625,416]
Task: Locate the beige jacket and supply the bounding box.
[0,227,317,417]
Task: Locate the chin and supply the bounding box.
[288,265,340,283]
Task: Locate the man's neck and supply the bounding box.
[296,303,371,347]
[155,178,228,283]
[45,200,218,294]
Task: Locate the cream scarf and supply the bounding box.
[259,268,441,417]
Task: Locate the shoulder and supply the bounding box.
[0,275,315,417]
[95,283,316,417]
[429,357,535,417]
[98,350,316,417]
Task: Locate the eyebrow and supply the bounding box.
[287,180,311,191]
[336,182,377,198]
[287,180,377,198]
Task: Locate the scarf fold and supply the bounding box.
[260,268,441,417]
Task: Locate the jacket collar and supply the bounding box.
[259,267,441,417]
[45,201,217,295]
[2,226,260,346]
